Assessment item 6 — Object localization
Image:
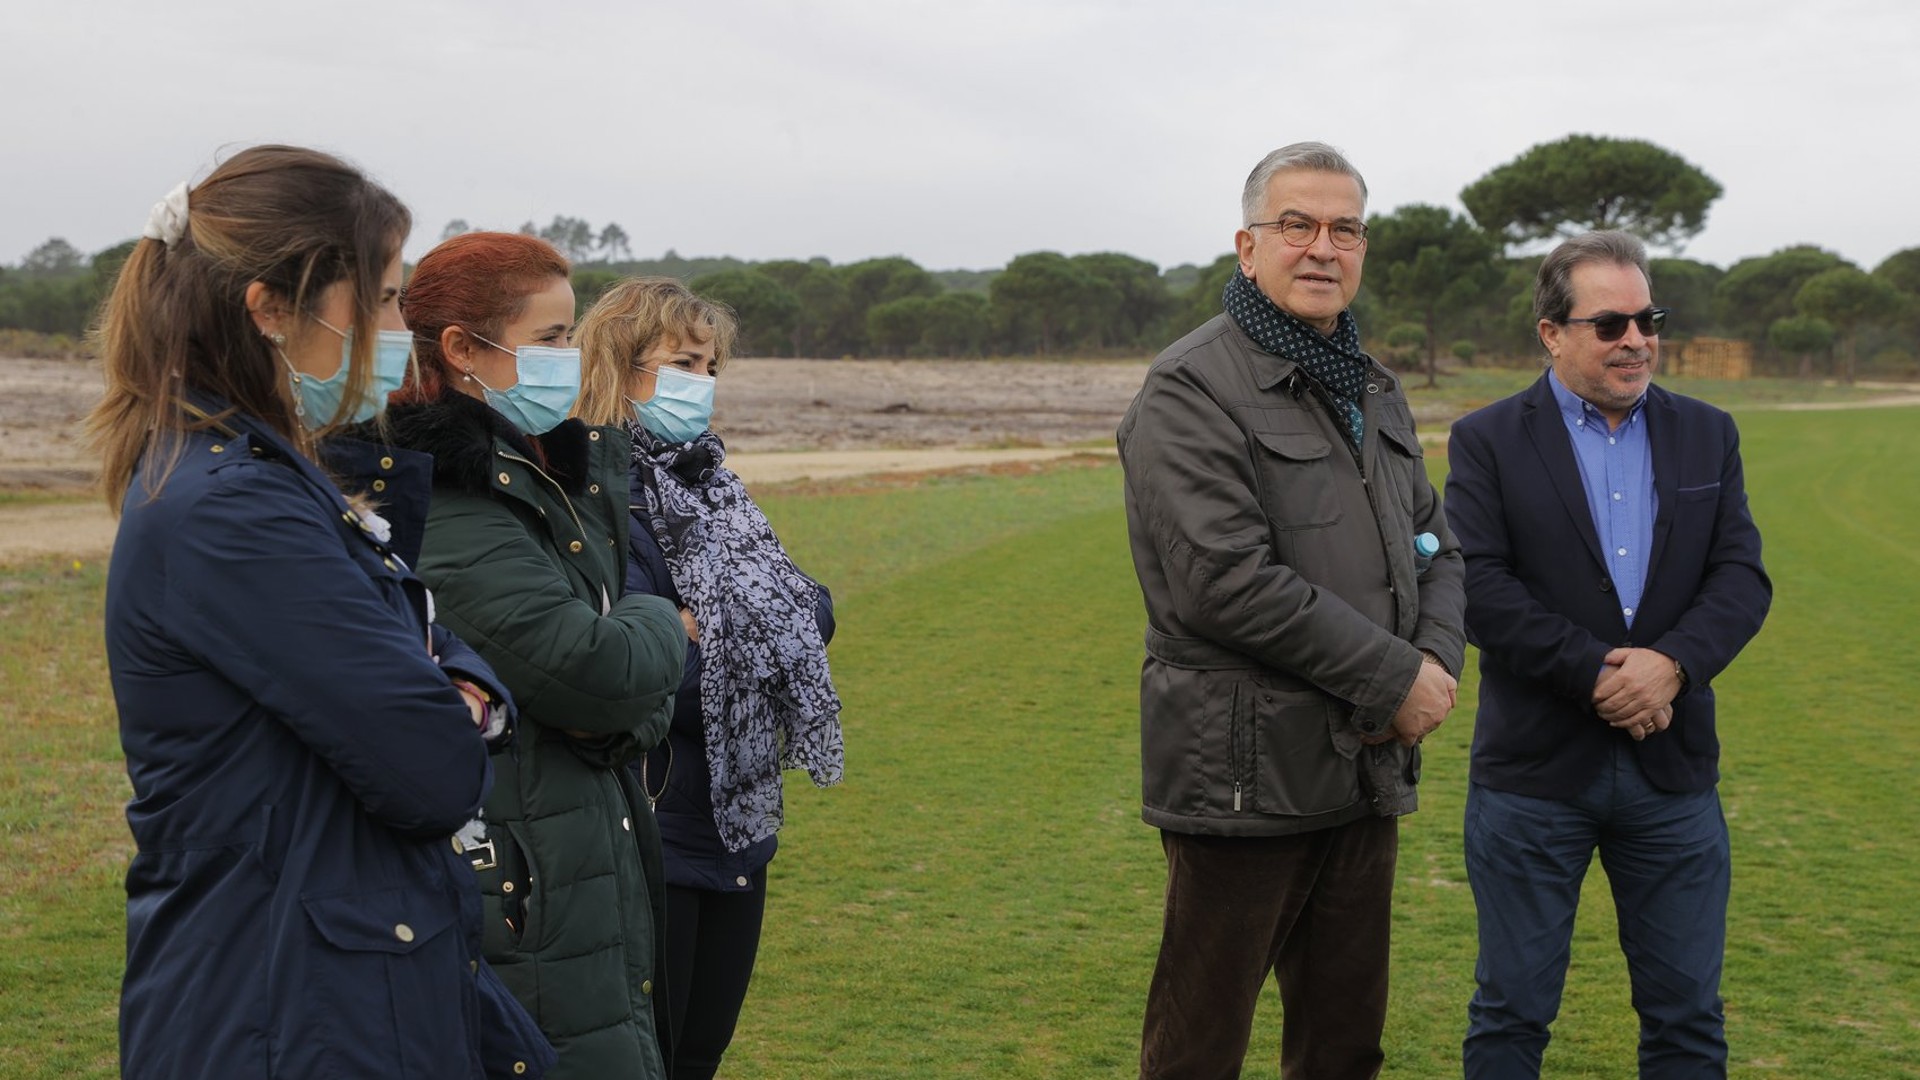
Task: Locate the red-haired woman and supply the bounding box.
[90,148,552,1078]
[374,232,685,1080]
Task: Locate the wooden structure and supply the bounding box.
[1667,337,1752,380]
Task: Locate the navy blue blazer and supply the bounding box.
[1444,374,1771,796]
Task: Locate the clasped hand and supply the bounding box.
[1365,655,1457,748]
[1594,647,1682,741]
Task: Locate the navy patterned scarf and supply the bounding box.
[1222,268,1368,449]
[628,423,844,852]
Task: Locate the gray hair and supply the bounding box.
[1240,142,1369,226]
[1533,230,1653,324]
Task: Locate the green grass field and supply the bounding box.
[2,399,1916,1077]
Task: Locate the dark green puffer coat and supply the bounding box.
[376,390,685,1080]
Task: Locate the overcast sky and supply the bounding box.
[5,0,1916,278]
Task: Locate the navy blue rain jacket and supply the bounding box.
[106,397,554,1079]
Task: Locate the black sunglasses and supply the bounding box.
[1562,307,1669,342]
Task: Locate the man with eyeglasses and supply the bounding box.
[1444,230,1771,1078]
[1118,142,1465,1080]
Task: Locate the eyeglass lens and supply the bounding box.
[1587,308,1667,341]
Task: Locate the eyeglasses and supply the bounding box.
[1561,307,1669,342]
[1247,214,1369,251]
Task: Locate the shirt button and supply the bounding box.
[1608,437,1616,445]
[394,924,414,943]
[1624,607,1635,617]
[736,875,749,887]
[1617,547,1628,557]
[1612,492,1622,501]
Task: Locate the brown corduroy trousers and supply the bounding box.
[1140,816,1399,1080]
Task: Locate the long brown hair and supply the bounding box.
[86,145,411,508]
[572,276,737,426]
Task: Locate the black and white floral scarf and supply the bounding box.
[1222,268,1368,450]
[628,423,844,852]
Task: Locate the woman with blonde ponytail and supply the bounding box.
[89,145,552,1080]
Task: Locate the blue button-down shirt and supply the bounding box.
[1548,370,1656,628]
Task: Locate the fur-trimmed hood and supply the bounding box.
[367,389,599,497]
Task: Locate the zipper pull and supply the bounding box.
[1233,782,1243,812]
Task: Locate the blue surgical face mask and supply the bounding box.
[632,365,715,444]
[284,318,414,429]
[471,334,582,436]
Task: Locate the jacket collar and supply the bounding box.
[1221,315,1395,396]
[371,389,599,497]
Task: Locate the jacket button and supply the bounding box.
[209,444,224,454]
[513,1064,527,1075]
[622,816,631,831]
[394,923,415,943]
[470,960,478,974]
[502,881,515,893]
[1366,383,1379,394]
[380,456,394,470]
[588,430,601,441]
[371,479,386,492]
[589,483,601,494]
[384,557,398,571]
[1600,579,1614,593]
[736,875,749,887]
[498,472,511,485]
[569,541,583,553]
[641,979,653,995]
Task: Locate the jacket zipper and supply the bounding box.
[1230,683,1247,811]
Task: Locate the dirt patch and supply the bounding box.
[0,357,105,491]
[0,354,1151,561]
[0,355,1148,492]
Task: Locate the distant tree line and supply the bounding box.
[6,136,1918,379]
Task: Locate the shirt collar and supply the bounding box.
[1547,367,1646,429]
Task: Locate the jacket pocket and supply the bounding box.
[295,887,467,1075]
[1243,681,1361,817]
[1374,424,1425,516]
[1251,430,1342,529]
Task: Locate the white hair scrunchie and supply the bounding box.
[141,181,191,248]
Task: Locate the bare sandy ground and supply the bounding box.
[0,355,1142,561]
[5,355,1913,563]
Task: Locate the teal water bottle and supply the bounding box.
[1414,532,1438,577]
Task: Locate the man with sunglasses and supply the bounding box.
[1444,231,1771,1078]
[1119,142,1466,1080]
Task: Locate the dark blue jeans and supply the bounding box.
[1462,743,1730,1079]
